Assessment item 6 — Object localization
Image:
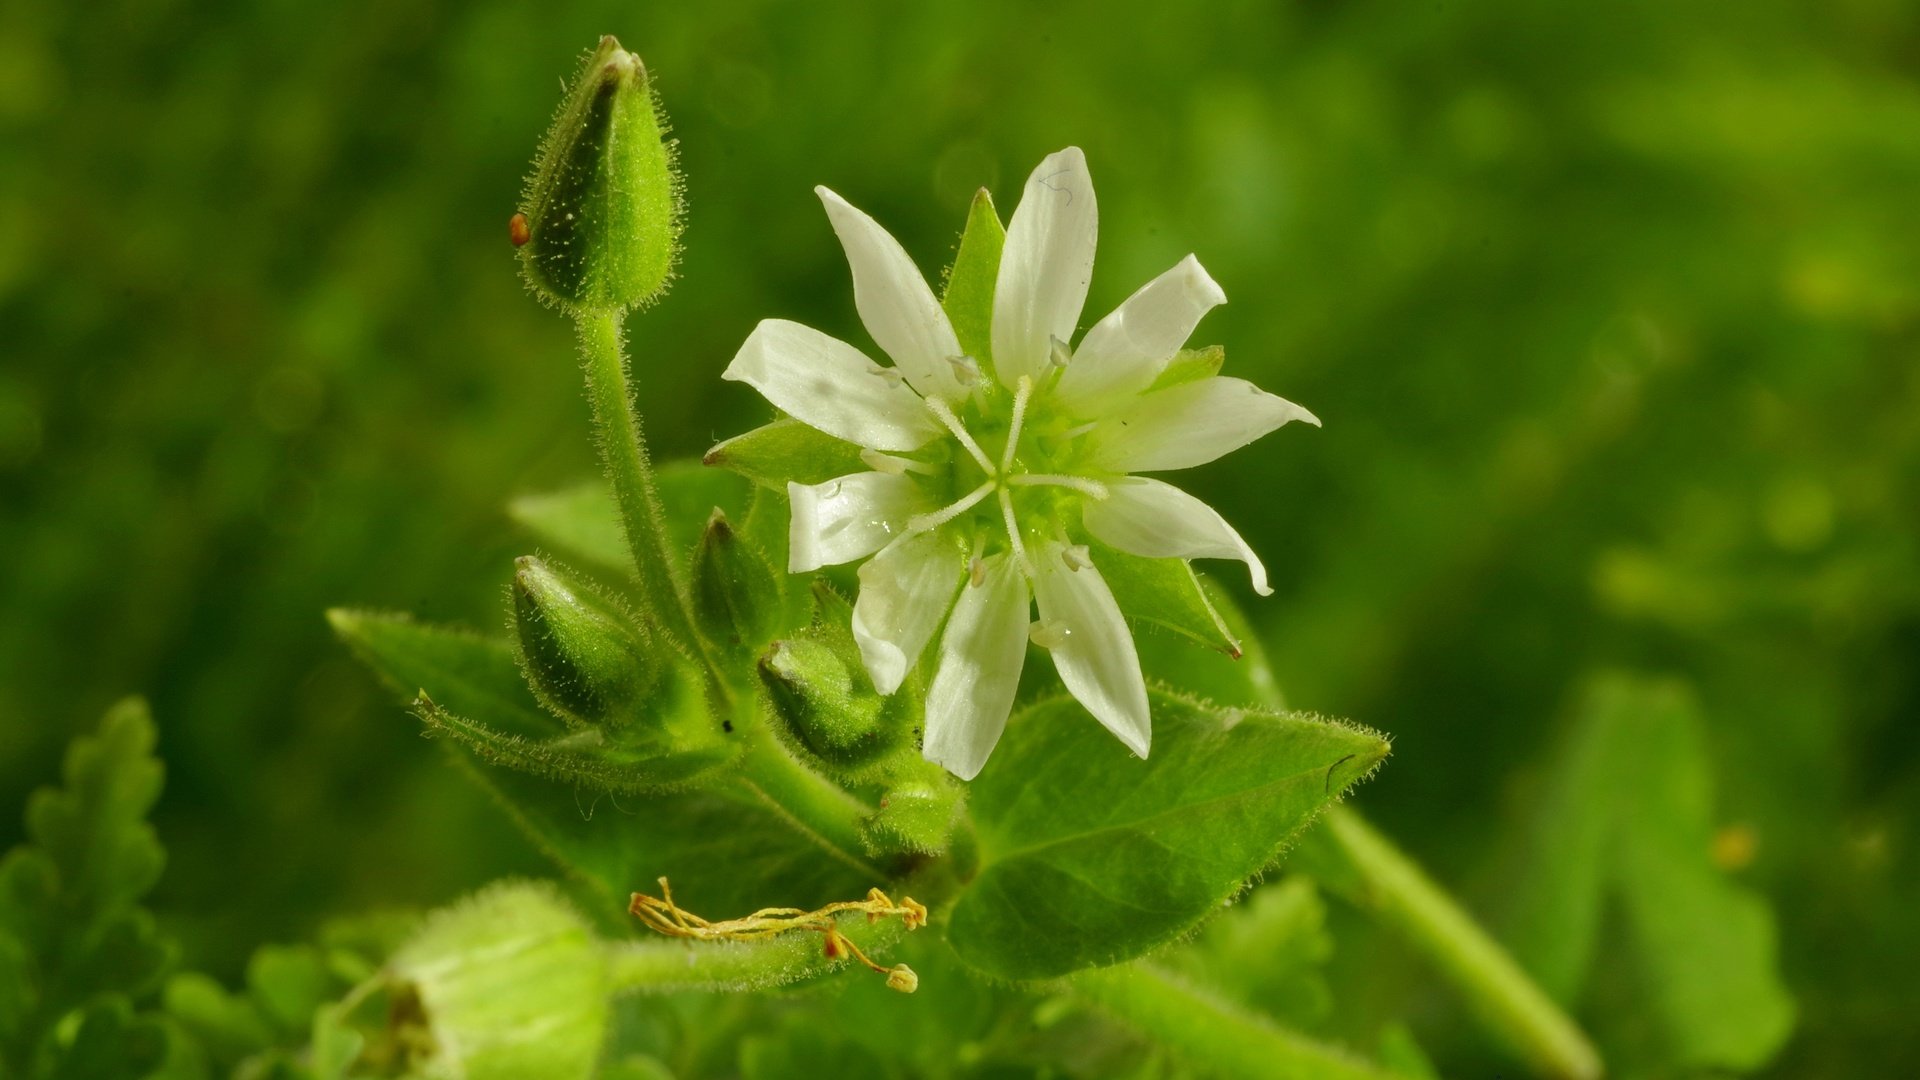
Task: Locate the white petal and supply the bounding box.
[1055,255,1226,414]
[853,531,965,695]
[991,147,1098,388]
[817,187,967,401]
[723,319,940,452]
[786,472,926,573]
[1032,541,1151,758]
[1081,477,1272,596]
[1089,376,1319,473]
[923,552,1030,780]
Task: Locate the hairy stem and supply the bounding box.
[733,727,885,881]
[1072,963,1402,1080]
[1316,807,1602,1080]
[576,310,700,656]
[605,913,908,994]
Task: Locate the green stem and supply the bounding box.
[1317,807,1602,1080]
[733,727,886,881]
[605,913,908,994]
[576,310,700,656]
[1072,963,1402,1080]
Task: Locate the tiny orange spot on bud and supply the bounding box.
[508,212,531,247]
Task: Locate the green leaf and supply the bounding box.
[390,882,606,1080]
[1506,674,1795,1072]
[1087,539,1238,657]
[739,1015,892,1080]
[415,693,735,795]
[1,699,179,1076]
[941,187,1005,368]
[511,462,750,575]
[510,481,630,574]
[947,691,1388,980]
[1165,877,1333,1029]
[327,609,559,739]
[451,749,872,922]
[1134,577,1287,710]
[702,419,867,491]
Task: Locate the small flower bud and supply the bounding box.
[388,882,606,1080]
[691,509,782,659]
[512,555,659,731]
[757,638,892,764]
[517,36,681,314]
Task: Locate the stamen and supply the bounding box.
[1006,473,1110,500]
[1061,421,1098,441]
[946,354,983,386]
[906,480,996,535]
[1001,375,1034,473]
[998,487,1032,578]
[859,449,934,476]
[1049,335,1073,369]
[925,397,997,476]
[967,533,988,588]
[1029,619,1072,649]
[869,365,906,386]
[1060,543,1092,572]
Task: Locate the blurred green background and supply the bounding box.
[2,0,1916,1074]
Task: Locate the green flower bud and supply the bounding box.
[758,638,895,764]
[517,36,681,314]
[691,509,782,659]
[387,882,606,1080]
[512,555,659,731]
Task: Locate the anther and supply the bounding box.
[1049,335,1073,369]
[859,449,933,476]
[869,365,906,385]
[1060,544,1092,572]
[946,354,983,386]
[1029,619,1072,649]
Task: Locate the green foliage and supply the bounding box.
[948,692,1387,980]
[940,188,1006,369]
[1167,877,1334,1029]
[1085,539,1239,658]
[510,481,632,577]
[388,881,607,1080]
[0,700,179,1078]
[1505,674,1796,1072]
[702,419,869,492]
[510,555,664,732]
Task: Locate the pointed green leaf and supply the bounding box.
[941,188,1005,367]
[327,610,559,739]
[947,691,1387,980]
[702,419,867,491]
[1087,538,1238,656]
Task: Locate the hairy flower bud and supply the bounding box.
[758,637,895,764]
[512,555,659,731]
[691,509,783,659]
[387,883,605,1080]
[517,36,681,314]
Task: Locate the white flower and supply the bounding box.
[723,147,1317,779]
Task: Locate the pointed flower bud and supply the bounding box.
[512,555,660,731]
[758,638,894,764]
[387,882,606,1080]
[691,509,783,659]
[517,36,681,314]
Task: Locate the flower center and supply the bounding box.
[908,374,1106,578]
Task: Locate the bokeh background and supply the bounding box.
[3,0,1916,1074]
